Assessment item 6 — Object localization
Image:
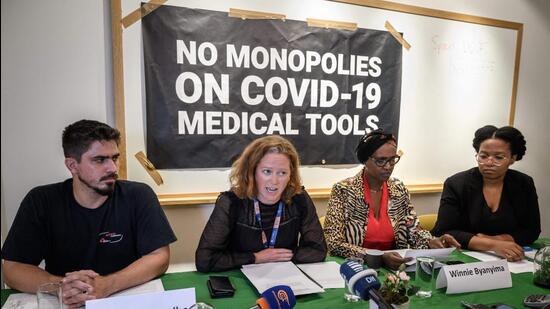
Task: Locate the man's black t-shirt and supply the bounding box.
[1,179,177,276]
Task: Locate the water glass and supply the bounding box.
[37,282,63,309]
[414,256,435,298]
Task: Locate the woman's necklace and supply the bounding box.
[370,188,382,193]
[369,185,383,193]
[364,171,383,193]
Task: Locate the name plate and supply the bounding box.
[435,260,511,294]
[86,288,196,309]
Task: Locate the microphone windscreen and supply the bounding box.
[340,260,381,300]
[340,260,364,282]
[353,272,381,300]
[259,285,296,309]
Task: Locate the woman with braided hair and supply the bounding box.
[324,130,459,269]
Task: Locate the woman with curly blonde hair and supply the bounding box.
[196,136,327,272]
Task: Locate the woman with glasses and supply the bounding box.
[433,125,540,262]
[324,130,460,269]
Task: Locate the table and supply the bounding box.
[3,239,548,308]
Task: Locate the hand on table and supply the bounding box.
[62,270,117,308]
[62,270,98,308]
[429,234,461,249]
[254,248,294,264]
[382,252,412,270]
[492,240,524,262]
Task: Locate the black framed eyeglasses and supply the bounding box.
[370,155,401,167]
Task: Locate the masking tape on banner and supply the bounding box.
[307,18,357,31]
[135,151,164,186]
[228,8,286,20]
[122,0,167,29]
[384,21,411,50]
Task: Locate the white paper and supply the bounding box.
[506,259,534,273]
[241,261,325,295]
[384,249,407,257]
[463,251,534,273]
[3,279,165,309]
[462,250,501,262]
[404,248,455,260]
[435,260,512,294]
[296,261,345,288]
[86,288,195,309]
[109,278,164,297]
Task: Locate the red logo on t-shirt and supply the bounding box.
[98,232,123,243]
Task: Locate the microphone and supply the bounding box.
[249,285,296,309]
[340,260,393,309]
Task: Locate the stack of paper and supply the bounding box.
[241,261,325,295]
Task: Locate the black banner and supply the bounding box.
[142,5,402,169]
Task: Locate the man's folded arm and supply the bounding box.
[87,245,171,298]
[2,259,63,293]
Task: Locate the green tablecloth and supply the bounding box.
[3,239,549,308]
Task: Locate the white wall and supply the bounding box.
[1,0,112,228]
[2,0,549,269]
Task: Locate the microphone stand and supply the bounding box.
[368,289,394,309]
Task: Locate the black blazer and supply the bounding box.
[433,168,540,248]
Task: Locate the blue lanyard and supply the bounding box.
[253,199,284,249]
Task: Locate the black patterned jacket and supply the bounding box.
[324,168,432,258]
[195,190,327,272]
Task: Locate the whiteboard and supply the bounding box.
[115,0,520,203]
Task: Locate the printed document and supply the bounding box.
[242,261,325,295]
[297,261,345,288]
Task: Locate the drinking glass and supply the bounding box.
[37,282,63,309]
[414,256,435,298]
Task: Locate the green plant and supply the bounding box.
[380,268,410,305]
[533,246,550,288]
